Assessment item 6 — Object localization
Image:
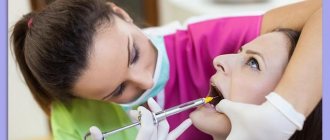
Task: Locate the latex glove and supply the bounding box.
[89,126,103,140]
[89,98,192,140]
[216,92,306,140]
[130,98,192,140]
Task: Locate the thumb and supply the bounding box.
[215,99,238,114]
[136,106,154,140]
[215,99,255,117]
[129,110,140,121]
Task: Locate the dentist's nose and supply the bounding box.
[129,72,154,90]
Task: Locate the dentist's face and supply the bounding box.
[72,15,157,103]
[190,32,291,139]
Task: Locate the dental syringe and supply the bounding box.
[84,96,217,140]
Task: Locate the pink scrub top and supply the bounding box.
[162,15,263,140]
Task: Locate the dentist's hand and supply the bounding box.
[216,92,306,140]
[130,98,192,140]
[89,98,192,140]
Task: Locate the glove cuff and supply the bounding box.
[266,92,306,130]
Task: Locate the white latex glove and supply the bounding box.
[89,98,192,140]
[89,126,103,140]
[130,98,192,140]
[216,92,306,140]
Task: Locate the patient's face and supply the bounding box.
[72,15,157,103]
[190,32,291,139]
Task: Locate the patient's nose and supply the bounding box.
[213,54,235,75]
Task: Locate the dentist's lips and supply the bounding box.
[208,84,224,106]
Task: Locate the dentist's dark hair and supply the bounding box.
[11,0,117,115]
[273,28,321,140]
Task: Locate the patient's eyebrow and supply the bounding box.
[245,48,267,68]
[246,50,264,62]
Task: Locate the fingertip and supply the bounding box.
[89,126,103,140]
[185,118,192,124]
[147,98,156,104]
[129,109,138,115]
[147,98,162,112]
[167,119,192,140]
[129,110,139,120]
[89,126,97,132]
[215,99,230,113]
[137,106,146,111]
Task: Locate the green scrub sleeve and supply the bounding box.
[51,99,137,140]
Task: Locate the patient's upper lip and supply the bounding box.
[208,81,224,105]
[210,79,224,97]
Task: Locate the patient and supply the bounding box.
[189,28,322,140]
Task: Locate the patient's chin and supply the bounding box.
[190,105,231,138]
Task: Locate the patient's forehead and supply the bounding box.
[244,32,290,53]
[242,32,290,70]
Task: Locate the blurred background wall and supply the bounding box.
[8,0,300,139]
[8,1,50,140]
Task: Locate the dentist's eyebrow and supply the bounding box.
[102,36,130,100]
[127,36,130,67]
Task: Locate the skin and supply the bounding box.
[190,32,292,139]
[73,15,158,103]
[274,8,322,117]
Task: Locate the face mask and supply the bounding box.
[120,35,169,110]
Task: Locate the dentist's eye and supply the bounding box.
[103,82,127,101]
[131,43,140,64]
[113,83,126,97]
[246,57,260,71]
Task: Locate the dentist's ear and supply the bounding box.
[107,2,133,23]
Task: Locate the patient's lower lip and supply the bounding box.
[204,103,214,108]
[200,103,217,112]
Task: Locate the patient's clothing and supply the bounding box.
[51,99,137,140]
[50,15,262,140]
[162,15,262,140]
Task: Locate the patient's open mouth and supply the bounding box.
[208,84,224,106]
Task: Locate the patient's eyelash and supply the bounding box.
[246,57,260,71]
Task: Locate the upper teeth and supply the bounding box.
[210,82,216,86]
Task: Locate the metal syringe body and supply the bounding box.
[153,98,206,123]
[84,97,213,139]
